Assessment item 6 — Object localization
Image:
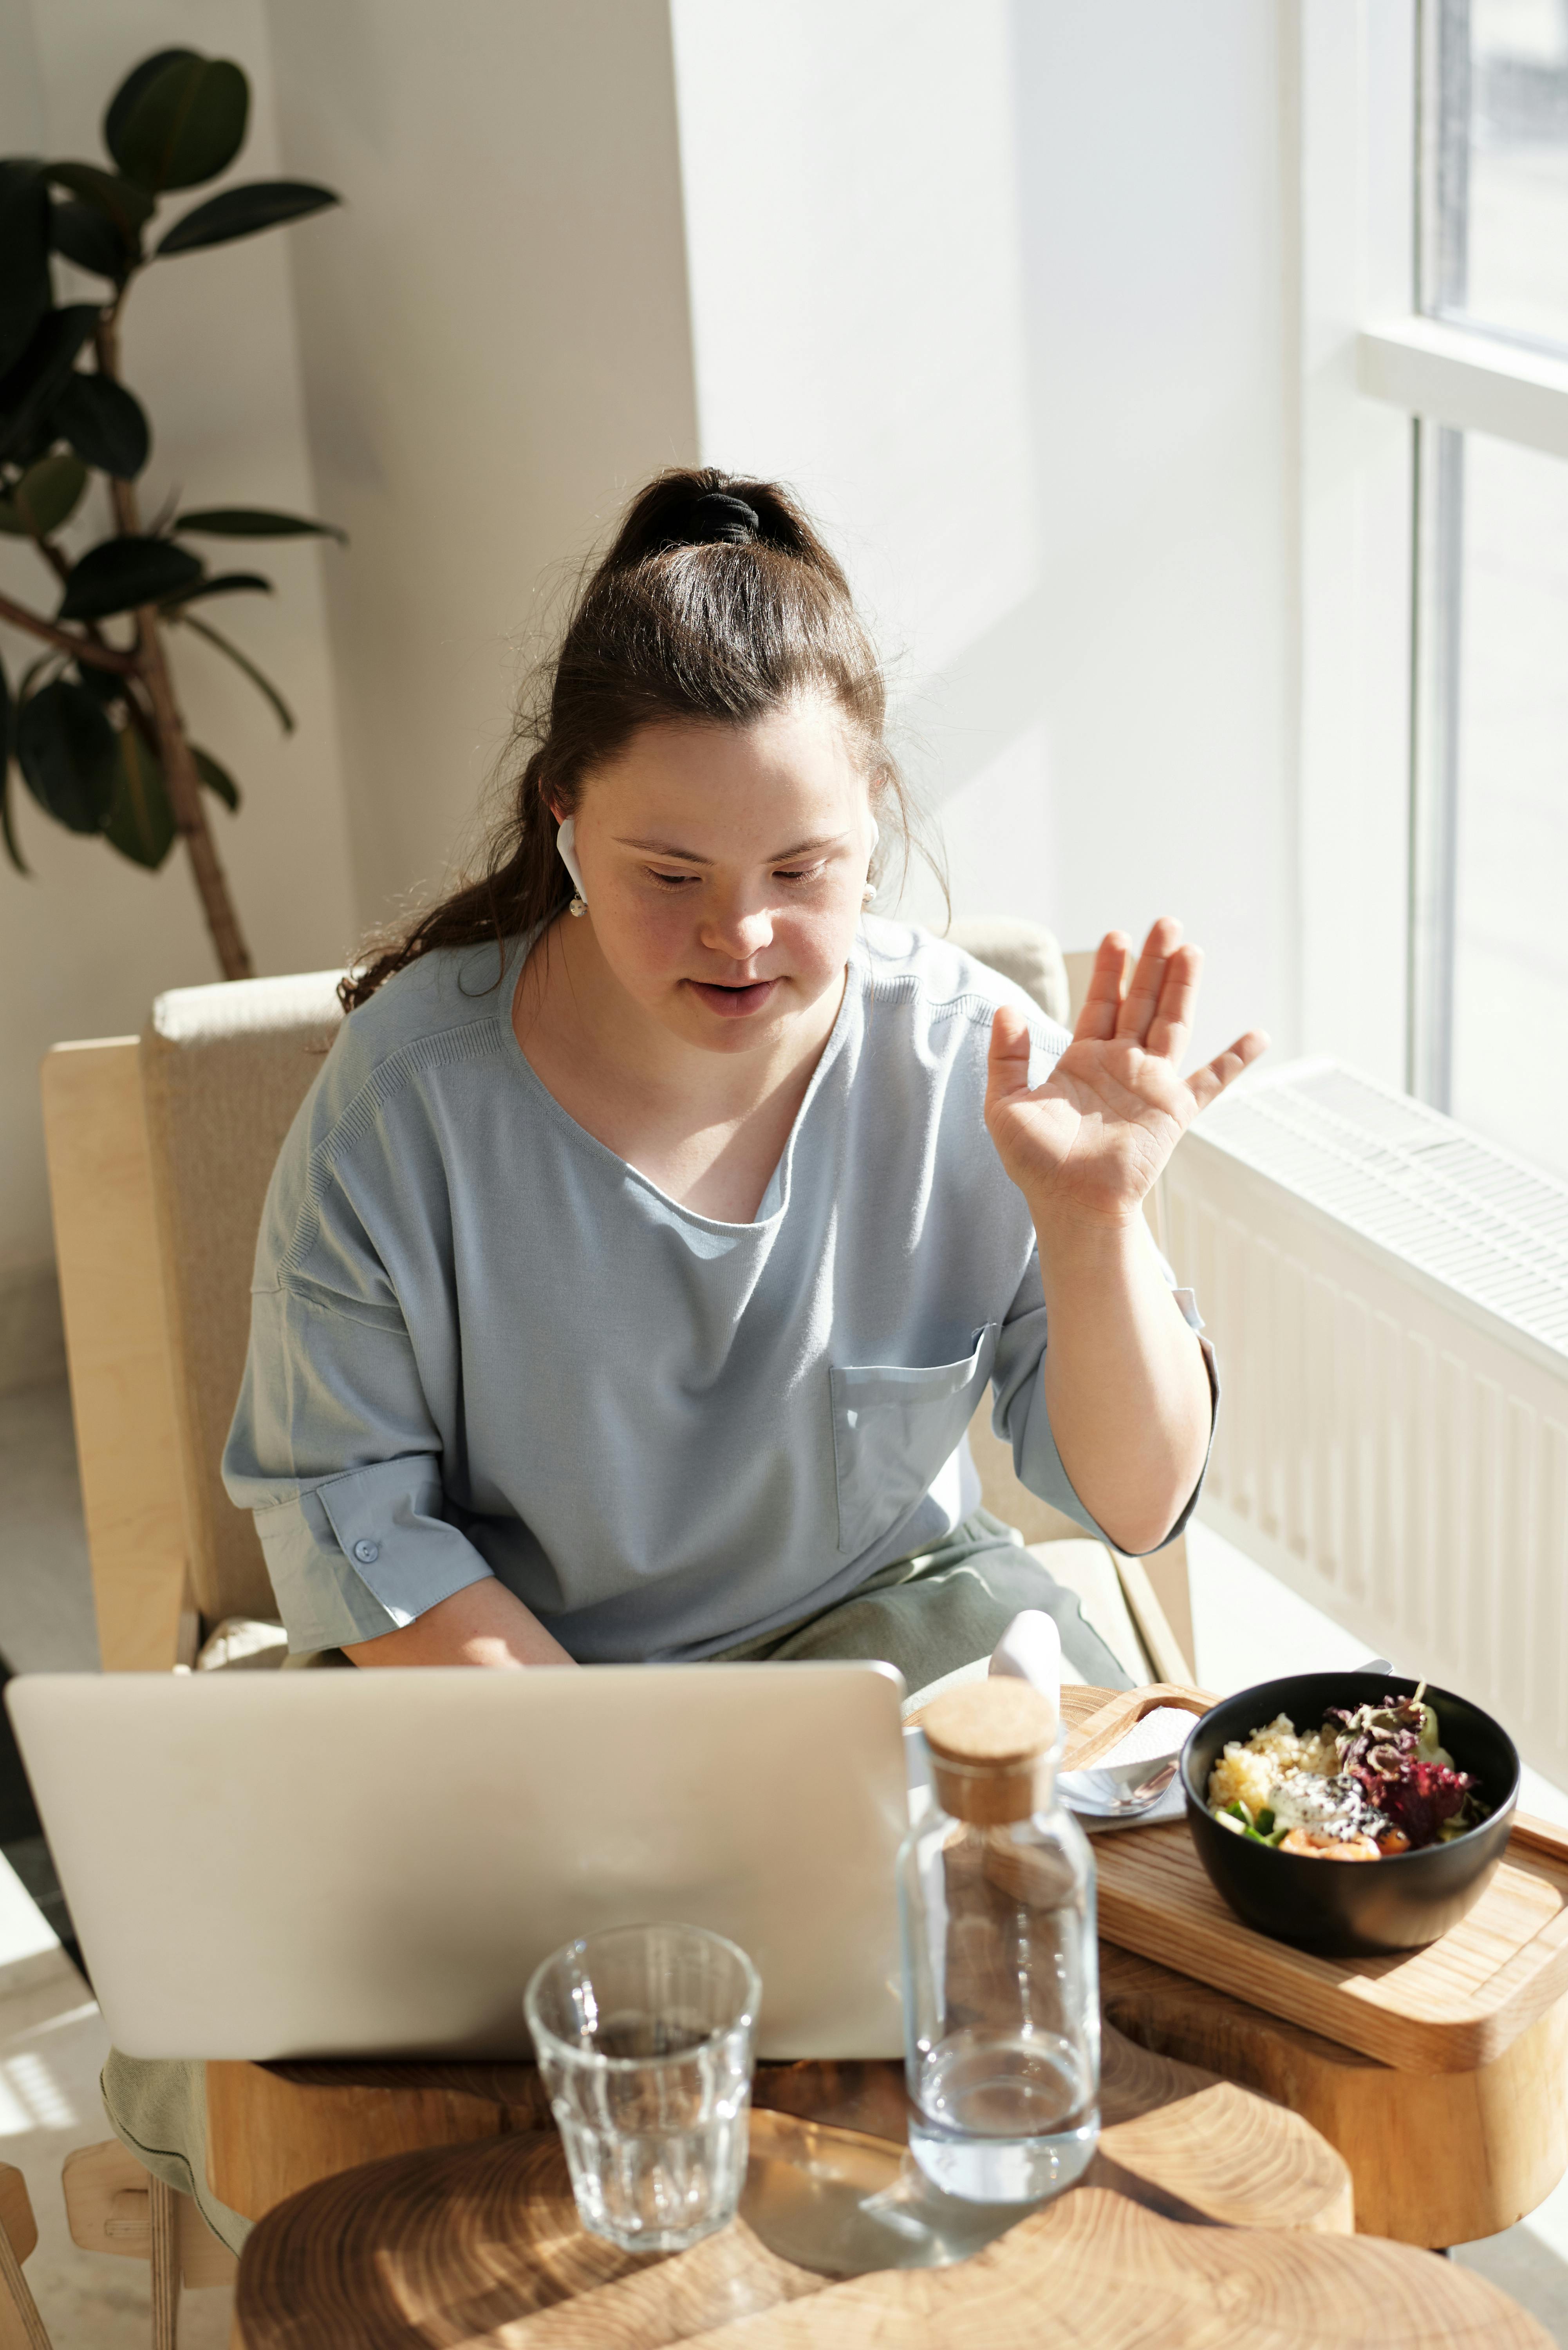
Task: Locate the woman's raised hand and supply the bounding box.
[984,919,1268,1230]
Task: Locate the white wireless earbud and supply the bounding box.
[863,817,880,907]
[557,816,588,915]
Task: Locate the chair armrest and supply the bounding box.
[41,1041,191,1672]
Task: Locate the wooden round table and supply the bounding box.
[231,2025,1548,2348]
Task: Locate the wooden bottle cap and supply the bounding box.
[921,1678,1058,1826]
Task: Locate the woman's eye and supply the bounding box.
[645,869,700,889]
[774,863,828,885]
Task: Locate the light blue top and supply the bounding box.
[222,918,1211,1657]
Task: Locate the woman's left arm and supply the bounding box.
[985,918,1268,1557]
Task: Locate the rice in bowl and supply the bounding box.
[1207,1714,1338,1816]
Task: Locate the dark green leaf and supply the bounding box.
[72,660,127,712]
[104,52,199,163]
[11,451,87,537]
[0,651,32,872]
[107,54,249,194]
[15,678,117,832]
[51,200,126,281]
[0,305,101,464]
[0,163,51,379]
[52,372,150,478]
[103,723,175,868]
[156,181,338,257]
[162,570,271,608]
[0,651,24,871]
[174,608,294,733]
[193,745,239,811]
[45,164,154,241]
[175,505,346,544]
[59,534,202,620]
[0,764,25,873]
[16,651,65,702]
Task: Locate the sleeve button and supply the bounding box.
[352,1539,380,1565]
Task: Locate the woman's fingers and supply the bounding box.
[1146,942,1203,1063]
[1187,1029,1271,1114]
[986,1003,1035,1115]
[1115,917,1183,1043]
[1073,932,1133,1042]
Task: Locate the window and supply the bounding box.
[1422,0,1568,351]
[1407,0,1568,1176]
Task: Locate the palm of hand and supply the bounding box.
[983,922,1268,1229]
[988,1037,1193,1220]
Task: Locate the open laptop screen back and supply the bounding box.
[7,1662,909,2063]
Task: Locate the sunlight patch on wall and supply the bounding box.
[671,0,1037,680]
[894,722,1054,940]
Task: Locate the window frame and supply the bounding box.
[1292,0,1419,1090]
[1330,0,1568,1106]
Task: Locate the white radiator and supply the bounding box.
[1164,1058,1568,1785]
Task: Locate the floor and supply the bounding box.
[3,1377,1568,2343]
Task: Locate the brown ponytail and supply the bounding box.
[341,466,927,1014]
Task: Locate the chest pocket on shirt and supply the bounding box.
[829,1323,999,1557]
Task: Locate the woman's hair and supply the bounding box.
[341,466,927,1012]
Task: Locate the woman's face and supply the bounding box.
[561,695,878,1057]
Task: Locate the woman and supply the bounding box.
[105,469,1264,2244]
[224,467,1263,1683]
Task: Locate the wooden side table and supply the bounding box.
[1100,1941,1568,2246]
[228,2026,1549,2348]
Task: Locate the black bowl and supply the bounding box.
[1180,1672,1519,1957]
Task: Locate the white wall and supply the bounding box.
[0,0,358,1287]
[261,0,702,919]
[673,0,1294,1070]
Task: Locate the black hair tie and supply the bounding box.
[682,490,760,546]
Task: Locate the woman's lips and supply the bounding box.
[686,978,780,1019]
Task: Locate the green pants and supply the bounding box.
[102,1509,1127,2251]
[709,1506,1129,1696]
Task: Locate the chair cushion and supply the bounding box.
[945,917,1070,1027]
[140,972,344,1622]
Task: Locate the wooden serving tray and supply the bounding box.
[1057,1685,1568,2076]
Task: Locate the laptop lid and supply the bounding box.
[7,1662,908,2063]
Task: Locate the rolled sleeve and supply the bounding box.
[991,1240,1220,1559]
[224,1273,494,1654]
[315,1459,491,1625]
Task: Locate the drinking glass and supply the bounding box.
[524,1921,760,2252]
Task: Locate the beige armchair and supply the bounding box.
[42,971,344,1673]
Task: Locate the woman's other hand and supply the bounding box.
[984,918,1268,1233]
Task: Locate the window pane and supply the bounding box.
[1433,432,1568,1177]
[1424,0,1568,353]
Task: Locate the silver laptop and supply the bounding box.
[6,1662,908,2063]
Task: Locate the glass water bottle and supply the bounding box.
[898,1678,1099,2202]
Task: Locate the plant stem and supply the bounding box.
[135,605,253,978]
[0,588,137,672]
[95,312,254,981]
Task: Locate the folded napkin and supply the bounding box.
[1074,1704,1198,1834]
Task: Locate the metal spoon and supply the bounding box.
[1059,1756,1183,1819]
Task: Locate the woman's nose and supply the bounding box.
[701,895,774,962]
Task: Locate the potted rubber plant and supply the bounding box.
[0,47,343,978]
